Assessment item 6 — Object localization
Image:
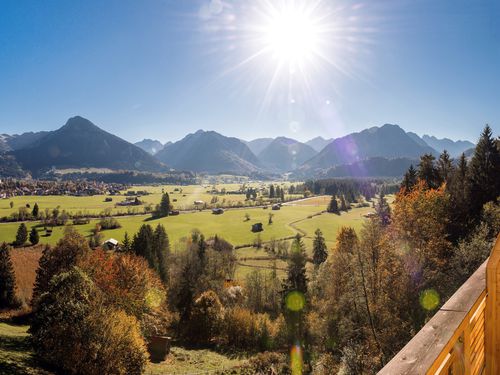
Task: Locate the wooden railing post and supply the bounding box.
[485,235,500,374]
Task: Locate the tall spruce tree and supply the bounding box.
[328,195,339,214]
[0,243,16,308]
[29,227,40,245]
[375,192,391,226]
[153,224,170,284]
[418,154,439,189]
[284,234,308,294]
[437,150,454,184]
[401,165,418,192]
[121,232,131,252]
[468,125,500,221]
[158,192,171,217]
[15,223,28,247]
[340,195,348,211]
[448,153,471,241]
[269,184,275,198]
[132,224,156,270]
[312,229,328,267]
[32,203,39,218]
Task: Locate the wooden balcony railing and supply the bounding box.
[379,235,500,375]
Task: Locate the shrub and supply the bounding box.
[221,307,282,350]
[72,217,90,225]
[99,217,122,230]
[186,290,224,344]
[246,352,290,374]
[30,267,148,375]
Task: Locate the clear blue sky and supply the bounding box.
[0,0,498,143]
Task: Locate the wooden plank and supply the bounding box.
[485,235,500,374]
[470,315,484,341]
[435,353,452,375]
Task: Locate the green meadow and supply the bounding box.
[0,191,386,282]
[0,183,302,217]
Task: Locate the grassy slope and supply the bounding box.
[0,322,51,375]
[0,322,246,375]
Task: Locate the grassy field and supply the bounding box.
[1,194,390,285]
[147,347,248,374]
[0,205,324,247]
[0,183,302,217]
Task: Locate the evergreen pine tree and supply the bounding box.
[32,203,39,218]
[153,224,170,284]
[0,243,16,308]
[328,195,339,214]
[284,234,308,294]
[29,227,39,245]
[177,259,195,324]
[280,188,285,201]
[375,192,391,226]
[269,185,275,198]
[418,154,439,189]
[131,224,156,270]
[15,223,28,246]
[437,150,454,184]
[340,195,348,211]
[121,232,131,252]
[312,229,328,267]
[401,165,418,192]
[468,125,500,221]
[198,234,206,262]
[158,192,171,217]
[447,153,471,241]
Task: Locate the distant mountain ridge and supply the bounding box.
[301,124,437,171]
[134,139,165,155]
[258,137,317,172]
[305,136,333,152]
[12,116,166,175]
[422,135,474,157]
[0,131,50,152]
[155,130,262,174]
[244,138,274,155]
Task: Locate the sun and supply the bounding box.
[263,6,321,66]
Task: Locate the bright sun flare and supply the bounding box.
[263,8,320,65]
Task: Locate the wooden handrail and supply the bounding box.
[379,235,500,375]
[485,234,500,374]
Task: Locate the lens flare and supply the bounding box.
[420,289,440,311]
[285,290,306,312]
[290,344,303,375]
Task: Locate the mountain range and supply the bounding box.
[421,135,474,157]
[0,116,476,178]
[10,116,166,175]
[134,139,166,155]
[258,137,317,172]
[155,130,262,174]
